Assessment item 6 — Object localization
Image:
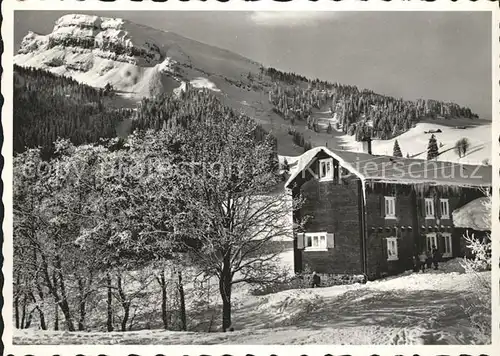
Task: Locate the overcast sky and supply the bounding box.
[14,11,492,119]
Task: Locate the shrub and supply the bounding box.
[459,230,491,343]
[249,272,366,296]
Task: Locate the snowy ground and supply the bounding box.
[13,256,490,345]
[189,77,221,92]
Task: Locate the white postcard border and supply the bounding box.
[2,1,498,355]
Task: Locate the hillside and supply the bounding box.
[14,13,490,162]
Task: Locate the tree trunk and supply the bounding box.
[14,294,20,329]
[53,272,59,331]
[30,291,47,331]
[160,271,169,330]
[38,306,47,331]
[20,294,27,329]
[219,252,232,332]
[15,274,21,328]
[25,307,35,329]
[55,255,75,331]
[121,302,130,332]
[77,278,86,331]
[177,271,186,331]
[116,275,131,332]
[106,272,114,332]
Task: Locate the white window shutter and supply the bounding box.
[297,233,305,249]
[326,233,334,248]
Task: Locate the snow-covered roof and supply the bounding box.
[285,146,492,189]
[452,197,491,231]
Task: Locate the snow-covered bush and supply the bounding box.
[459,230,491,343]
[460,231,491,272]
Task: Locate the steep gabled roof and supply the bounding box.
[285,146,492,189]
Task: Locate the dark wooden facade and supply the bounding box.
[290,150,489,280]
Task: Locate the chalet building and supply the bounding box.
[285,146,492,280]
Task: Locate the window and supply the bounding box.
[440,199,450,219]
[442,233,452,258]
[386,237,399,261]
[304,232,330,251]
[305,233,327,250]
[297,232,334,251]
[384,196,396,219]
[425,198,435,218]
[319,158,333,181]
[426,233,438,252]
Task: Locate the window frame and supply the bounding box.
[424,198,435,219]
[386,237,399,261]
[318,158,334,182]
[442,232,453,258]
[384,196,396,219]
[304,232,328,251]
[440,198,450,219]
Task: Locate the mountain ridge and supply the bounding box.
[14,14,491,164]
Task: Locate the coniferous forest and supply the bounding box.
[14,65,275,159]
[265,67,479,141]
[13,65,133,158]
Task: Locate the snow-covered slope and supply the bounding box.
[343,122,491,165]
[15,14,261,98]
[302,111,492,165]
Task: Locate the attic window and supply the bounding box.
[319,158,333,182]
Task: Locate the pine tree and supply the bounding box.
[455,137,470,158]
[282,158,290,174]
[427,134,439,160]
[393,140,402,157]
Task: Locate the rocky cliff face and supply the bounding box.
[19,14,164,65]
[15,14,187,96]
[15,13,261,99]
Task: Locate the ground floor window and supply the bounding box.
[426,233,438,252]
[442,232,452,258]
[305,232,327,251]
[386,237,398,261]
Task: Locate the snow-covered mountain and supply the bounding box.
[15,14,261,98]
[15,14,491,165]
